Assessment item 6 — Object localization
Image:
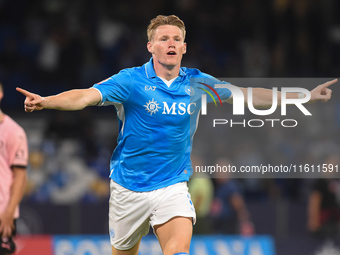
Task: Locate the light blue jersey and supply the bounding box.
[93,58,231,191]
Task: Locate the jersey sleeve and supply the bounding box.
[92,69,133,106]
[195,71,232,103]
[9,127,28,169]
[210,79,232,103]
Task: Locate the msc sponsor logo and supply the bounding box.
[144,100,197,116]
[162,102,196,115]
[144,98,161,115]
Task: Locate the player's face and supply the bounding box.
[147,25,186,68]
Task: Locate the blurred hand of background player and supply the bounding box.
[16,87,45,112]
[239,220,255,236]
[0,211,14,238]
[309,79,337,103]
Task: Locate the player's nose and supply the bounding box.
[168,39,175,47]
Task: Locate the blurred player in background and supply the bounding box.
[188,156,214,235]
[308,155,340,254]
[16,15,335,255]
[210,158,254,236]
[0,82,28,255]
[308,155,340,240]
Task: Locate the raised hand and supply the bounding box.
[16,87,45,112]
[310,79,337,103]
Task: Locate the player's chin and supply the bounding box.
[166,58,181,66]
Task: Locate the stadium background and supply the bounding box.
[1,0,340,254]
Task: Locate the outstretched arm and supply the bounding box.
[308,191,321,232]
[16,87,102,112]
[309,79,336,103]
[226,79,337,108]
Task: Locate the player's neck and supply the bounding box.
[153,60,180,81]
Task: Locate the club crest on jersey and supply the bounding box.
[145,85,156,91]
[185,86,195,96]
[144,98,161,115]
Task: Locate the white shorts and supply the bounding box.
[108,180,196,250]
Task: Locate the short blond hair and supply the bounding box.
[147,15,186,42]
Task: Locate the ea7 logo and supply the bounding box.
[145,86,156,91]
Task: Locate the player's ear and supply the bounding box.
[147,41,153,54]
[183,42,187,54]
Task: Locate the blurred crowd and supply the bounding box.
[1,0,340,109]
[1,0,340,240]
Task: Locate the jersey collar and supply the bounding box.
[145,58,186,79]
